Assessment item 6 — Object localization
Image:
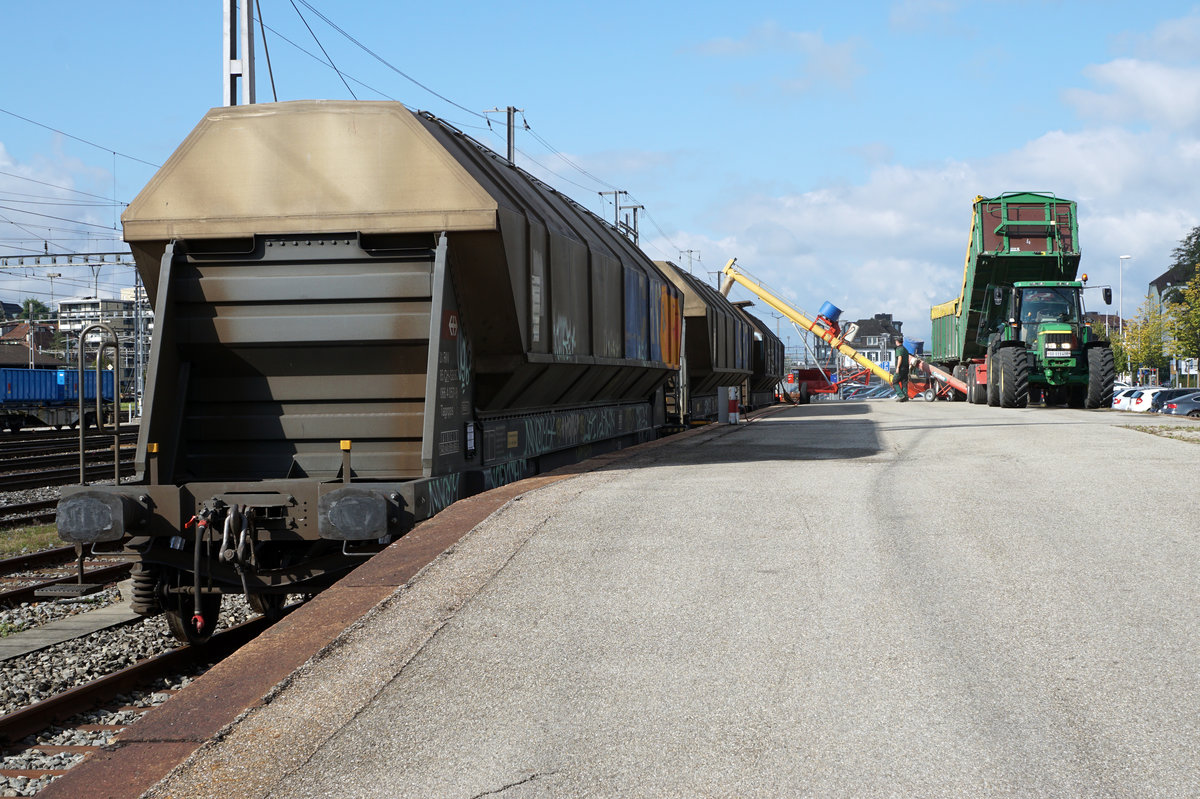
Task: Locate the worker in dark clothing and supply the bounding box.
[892,336,910,401]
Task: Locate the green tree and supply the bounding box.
[20,297,50,322]
[1168,225,1200,288]
[1123,292,1170,377]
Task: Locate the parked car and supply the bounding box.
[1149,388,1200,413]
[863,385,896,399]
[1128,387,1167,412]
[1161,392,1200,417]
[1112,388,1139,410]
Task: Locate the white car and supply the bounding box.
[1112,388,1139,410]
[1128,387,1168,413]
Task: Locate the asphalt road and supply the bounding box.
[150,401,1200,798]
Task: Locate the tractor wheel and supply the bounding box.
[798,384,810,405]
[968,366,986,404]
[998,347,1029,408]
[986,352,1000,407]
[973,380,987,405]
[952,365,967,402]
[1085,346,1116,409]
[1066,384,1086,408]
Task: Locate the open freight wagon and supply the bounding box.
[1,367,115,431]
[56,100,683,642]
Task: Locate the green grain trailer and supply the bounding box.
[930,192,1115,408]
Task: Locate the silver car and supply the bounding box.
[1160,391,1200,417]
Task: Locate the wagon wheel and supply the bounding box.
[248,592,287,622]
[163,582,222,645]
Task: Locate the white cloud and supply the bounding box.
[1115,14,1200,65]
[667,117,1200,342]
[888,0,962,33]
[691,23,866,94]
[1064,59,1200,130]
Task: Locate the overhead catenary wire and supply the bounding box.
[520,113,620,193]
[0,205,115,231]
[1,4,697,307]
[254,0,279,103]
[254,19,395,101]
[263,1,680,245]
[0,197,121,208]
[0,107,160,170]
[293,0,485,121]
[0,171,128,204]
[288,0,357,100]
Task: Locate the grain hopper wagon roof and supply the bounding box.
[123,100,502,242]
[123,101,499,301]
[122,100,656,307]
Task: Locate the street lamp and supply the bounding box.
[1119,255,1131,380]
[1118,254,1131,336]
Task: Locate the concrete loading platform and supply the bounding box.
[41,401,1200,798]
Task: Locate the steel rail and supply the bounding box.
[0,562,132,606]
[0,462,132,492]
[0,499,58,530]
[0,545,75,572]
[0,614,272,748]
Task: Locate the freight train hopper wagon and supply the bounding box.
[56,100,682,642]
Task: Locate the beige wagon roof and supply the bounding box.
[122,100,499,243]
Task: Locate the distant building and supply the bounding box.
[57,295,153,391]
[1,321,57,350]
[58,296,137,345]
[0,301,21,321]
[1085,312,1122,336]
[0,322,66,368]
[1150,263,1195,305]
[813,313,909,369]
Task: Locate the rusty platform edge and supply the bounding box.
[37,408,785,799]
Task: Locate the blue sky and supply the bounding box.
[2,1,1199,343]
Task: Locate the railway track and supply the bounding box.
[0,615,271,794]
[0,548,132,607]
[0,427,138,494]
[0,433,137,463]
[0,500,57,530]
[0,461,134,493]
[0,428,137,458]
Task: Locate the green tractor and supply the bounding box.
[982,280,1115,408]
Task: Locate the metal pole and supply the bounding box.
[1120,254,1131,378]
[77,323,119,485]
[223,0,256,107]
[598,191,627,227]
[506,106,515,163]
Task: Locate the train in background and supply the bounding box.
[53,100,780,643]
[654,261,784,425]
[1,367,116,432]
